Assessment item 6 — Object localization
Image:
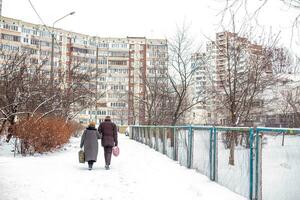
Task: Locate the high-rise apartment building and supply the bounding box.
[0,0,2,17]
[0,16,168,125]
[191,31,268,125]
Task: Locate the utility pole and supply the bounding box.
[0,0,2,17]
[50,12,75,88]
[50,33,55,87]
[106,49,109,119]
[95,45,99,123]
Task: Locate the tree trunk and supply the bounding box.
[0,120,7,135]
[282,131,285,146]
[229,131,235,165]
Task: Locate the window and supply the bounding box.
[99,43,108,48]
[110,43,128,49]
[23,38,29,43]
[97,110,107,115]
[3,24,18,31]
[1,34,20,42]
[31,39,39,45]
[110,85,125,90]
[99,59,107,65]
[109,60,127,65]
[110,102,126,107]
[109,51,129,57]
[22,27,31,34]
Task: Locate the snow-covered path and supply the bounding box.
[0,135,246,200]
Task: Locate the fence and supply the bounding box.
[130,125,300,200]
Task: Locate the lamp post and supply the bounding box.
[50,11,75,86]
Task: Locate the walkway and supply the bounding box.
[0,135,246,200]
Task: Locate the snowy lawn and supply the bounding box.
[0,135,246,200]
[262,135,300,200]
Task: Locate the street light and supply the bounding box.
[50,11,75,86]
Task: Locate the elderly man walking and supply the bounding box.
[98,116,118,170]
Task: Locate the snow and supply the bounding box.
[192,129,250,198]
[262,135,300,200]
[192,129,211,177]
[0,134,246,200]
[217,137,250,198]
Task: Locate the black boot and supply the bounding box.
[88,161,93,170]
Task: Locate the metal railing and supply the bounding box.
[130,125,300,200]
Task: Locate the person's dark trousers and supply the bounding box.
[88,160,95,170]
[104,146,113,166]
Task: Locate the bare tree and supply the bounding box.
[283,84,300,126]
[219,0,300,44]
[166,23,204,126]
[197,15,288,165]
[0,47,99,141]
[134,45,172,125]
[142,65,172,125]
[0,48,48,135]
[264,47,293,74]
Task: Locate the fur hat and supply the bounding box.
[89,121,96,127]
[105,116,111,121]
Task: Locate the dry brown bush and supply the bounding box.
[13,117,79,154]
[69,121,85,137]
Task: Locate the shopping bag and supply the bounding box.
[112,146,120,157]
[78,149,85,163]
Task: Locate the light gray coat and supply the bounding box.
[80,127,101,162]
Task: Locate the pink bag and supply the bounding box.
[112,146,120,157]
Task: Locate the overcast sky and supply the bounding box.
[2,0,300,51]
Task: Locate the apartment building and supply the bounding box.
[0,16,168,126]
[191,31,268,125]
[0,0,2,17]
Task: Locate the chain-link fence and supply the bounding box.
[130,125,300,200]
[256,128,300,200]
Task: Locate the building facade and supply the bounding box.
[0,16,168,126]
[0,0,2,17]
[191,31,268,125]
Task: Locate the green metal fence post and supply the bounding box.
[144,127,147,144]
[141,127,143,143]
[209,128,213,180]
[212,126,217,181]
[138,127,141,142]
[155,127,159,151]
[255,127,260,200]
[173,127,177,160]
[249,128,254,200]
[187,125,193,169]
[163,128,167,155]
[136,127,138,140]
[150,127,153,148]
[132,127,136,140]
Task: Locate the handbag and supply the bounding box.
[112,146,120,157]
[78,149,85,163]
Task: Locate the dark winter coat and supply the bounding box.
[98,119,118,147]
[80,126,101,162]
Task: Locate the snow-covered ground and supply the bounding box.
[262,135,300,200]
[0,134,246,200]
[216,132,250,198]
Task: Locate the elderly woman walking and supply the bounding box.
[98,116,118,170]
[80,121,101,170]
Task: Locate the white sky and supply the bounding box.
[2,0,300,51]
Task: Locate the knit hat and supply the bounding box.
[89,121,96,127]
[105,116,111,121]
